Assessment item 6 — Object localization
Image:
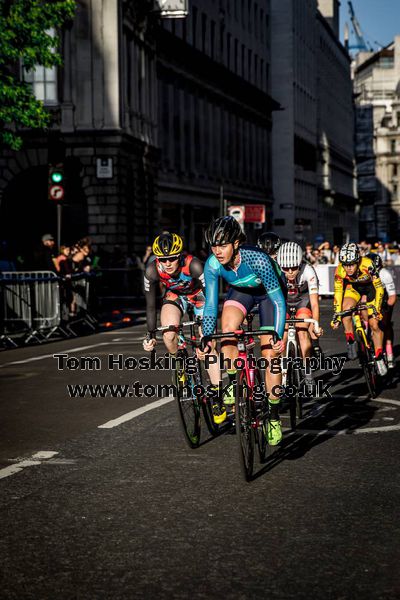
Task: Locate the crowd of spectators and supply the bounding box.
[303,240,400,267]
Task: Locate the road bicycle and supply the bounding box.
[333,303,378,399]
[282,306,321,430]
[152,309,218,449]
[208,313,280,481]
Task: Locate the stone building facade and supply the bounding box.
[0,0,277,257]
[157,0,277,249]
[353,37,400,241]
[270,0,357,244]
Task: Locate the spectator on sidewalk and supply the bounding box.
[304,242,316,264]
[312,248,328,265]
[54,245,71,273]
[33,234,58,272]
[332,245,340,265]
[377,242,392,266]
[318,241,334,263]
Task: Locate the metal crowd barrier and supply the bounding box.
[0,271,97,347]
[314,264,400,295]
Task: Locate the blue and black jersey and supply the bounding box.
[202,246,286,338]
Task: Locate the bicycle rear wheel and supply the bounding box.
[235,369,255,481]
[357,333,377,399]
[286,346,300,430]
[175,350,201,448]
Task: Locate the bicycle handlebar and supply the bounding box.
[152,318,202,335]
[206,329,281,343]
[286,317,320,334]
[334,304,377,319]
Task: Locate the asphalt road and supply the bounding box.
[1,300,400,599]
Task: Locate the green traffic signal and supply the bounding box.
[51,171,63,183]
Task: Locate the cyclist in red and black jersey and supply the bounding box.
[142,233,220,386]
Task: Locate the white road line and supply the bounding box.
[0,451,58,480]
[101,330,138,335]
[98,397,175,429]
[0,343,109,368]
[374,398,400,407]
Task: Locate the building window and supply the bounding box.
[391,139,396,154]
[248,0,252,32]
[23,65,58,104]
[234,39,238,73]
[260,9,264,41]
[219,23,224,62]
[227,33,231,69]
[254,3,258,38]
[393,183,398,199]
[393,164,398,177]
[192,6,198,48]
[397,111,400,128]
[248,49,252,81]
[201,13,207,53]
[210,21,216,59]
[379,56,394,69]
[22,29,58,105]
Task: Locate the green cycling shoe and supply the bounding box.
[267,420,282,446]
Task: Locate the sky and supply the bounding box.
[339,0,400,50]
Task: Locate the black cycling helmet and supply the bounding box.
[205,216,246,246]
[258,231,281,255]
[367,252,383,271]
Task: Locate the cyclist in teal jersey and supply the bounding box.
[201,216,286,445]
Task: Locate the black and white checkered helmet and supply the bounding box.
[277,242,303,268]
[339,243,360,265]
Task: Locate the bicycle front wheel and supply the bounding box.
[175,352,201,448]
[196,360,220,437]
[235,370,255,481]
[253,369,269,464]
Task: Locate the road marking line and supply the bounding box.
[294,423,400,436]
[0,343,109,368]
[0,451,58,480]
[98,396,175,429]
[374,398,400,407]
[102,330,139,335]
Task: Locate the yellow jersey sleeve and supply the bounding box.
[333,265,345,314]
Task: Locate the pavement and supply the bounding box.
[0,300,400,599]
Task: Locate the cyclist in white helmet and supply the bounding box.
[277,242,323,383]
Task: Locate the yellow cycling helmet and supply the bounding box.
[152,232,183,257]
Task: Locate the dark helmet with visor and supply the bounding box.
[205,216,246,246]
[367,252,383,271]
[258,231,281,255]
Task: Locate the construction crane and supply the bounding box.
[345,1,372,52]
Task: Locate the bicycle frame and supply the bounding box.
[153,310,220,444]
[208,323,279,480]
[282,311,320,384]
[334,303,378,398]
[334,303,376,349]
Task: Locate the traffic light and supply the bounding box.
[48,163,65,201]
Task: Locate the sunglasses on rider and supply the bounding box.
[158,255,181,263]
[282,265,300,272]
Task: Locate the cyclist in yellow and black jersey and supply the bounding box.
[331,243,387,376]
